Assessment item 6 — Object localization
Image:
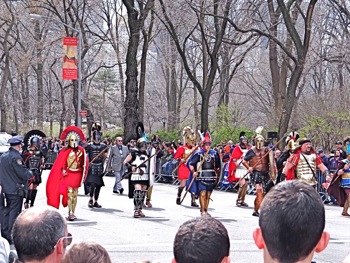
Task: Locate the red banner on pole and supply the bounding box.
[62,37,78,80]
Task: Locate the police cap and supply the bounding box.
[8,135,24,146]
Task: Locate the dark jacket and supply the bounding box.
[0,147,32,195]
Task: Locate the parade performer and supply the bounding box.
[242,127,275,217]
[281,138,329,186]
[227,132,251,207]
[85,123,108,208]
[275,131,299,183]
[187,131,221,216]
[46,126,88,221]
[173,126,198,207]
[22,130,46,208]
[327,152,350,216]
[127,123,155,218]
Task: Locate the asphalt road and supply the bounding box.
[33,170,350,263]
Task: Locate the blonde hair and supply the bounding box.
[61,242,112,263]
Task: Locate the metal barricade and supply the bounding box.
[45,151,58,169]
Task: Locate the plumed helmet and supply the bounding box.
[24,130,46,150]
[202,131,212,144]
[239,131,247,142]
[285,131,299,151]
[183,126,196,146]
[255,126,264,150]
[91,122,102,143]
[60,126,86,149]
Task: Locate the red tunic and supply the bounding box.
[174,145,196,180]
[46,146,88,208]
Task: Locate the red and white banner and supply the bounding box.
[62,37,78,80]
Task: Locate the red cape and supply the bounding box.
[46,146,88,208]
[227,146,243,183]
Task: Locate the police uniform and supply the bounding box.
[0,136,32,243]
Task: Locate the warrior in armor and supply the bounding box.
[328,153,350,216]
[242,127,275,217]
[187,131,221,216]
[281,138,329,187]
[46,126,88,221]
[228,132,251,207]
[22,130,46,208]
[173,127,199,207]
[85,123,108,208]
[276,131,299,183]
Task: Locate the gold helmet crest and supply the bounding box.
[183,126,196,146]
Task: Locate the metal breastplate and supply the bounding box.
[67,150,83,171]
[250,149,269,172]
[183,147,194,160]
[28,156,41,169]
[296,153,316,184]
[197,152,216,180]
[131,153,149,181]
[89,144,105,163]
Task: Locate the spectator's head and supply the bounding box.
[317,149,324,157]
[336,141,343,148]
[61,242,112,263]
[172,217,230,263]
[253,180,329,263]
[12,206,70,263]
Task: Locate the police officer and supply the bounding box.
[0,136,32,244]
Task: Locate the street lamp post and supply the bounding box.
[30,14,82,127]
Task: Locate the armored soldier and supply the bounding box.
[281,138,329,187]
[187,131,221,216]
[173,126,198,207]
[128,136,154,218]
[228,132,251,207]
[46,126,88,221]
[242,127,275,217]
[85,123,108,208]
[22,130,46,208]
[0,136,33,244]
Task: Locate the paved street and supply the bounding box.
[34,170,350,263]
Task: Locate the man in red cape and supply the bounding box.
[46,126,88,221]
[228,133,251,207]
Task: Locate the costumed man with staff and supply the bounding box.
[173,126,199,207]
[187,131,221,216]
[22,130,46,209]
[327,152,350,216]
[281,137,329,187]
[227,132,251,207]
[46,126,88,221]
[127,122,155,218]
[85,123,108,208]
[241,127,275,217]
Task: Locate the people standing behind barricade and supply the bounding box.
[253,180,330,263]
[173,127,199,207]
[187,131,221,216]
[46,126,88,221]
[0,136,33,244]
[109,137,131,195]
[333,141,347,159]
[85,123,108,209]
[317,149,329,169]
[328,150,342,173]
[227,132,251,208]
[22,130,46,209]
[328,152,350,216]
[281,138,330,188]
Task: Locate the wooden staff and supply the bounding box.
[232,135,286,188]
[180,147,210,204]
[88,145,111,166]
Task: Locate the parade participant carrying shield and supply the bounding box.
[173,126,199,207]
[22,130,46,208]
[241,127,275,217]
[127,122,155,218]
[227,132,251,207]
[187,131,221,216]
[46,126,88,221]
[85,122,108,208]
